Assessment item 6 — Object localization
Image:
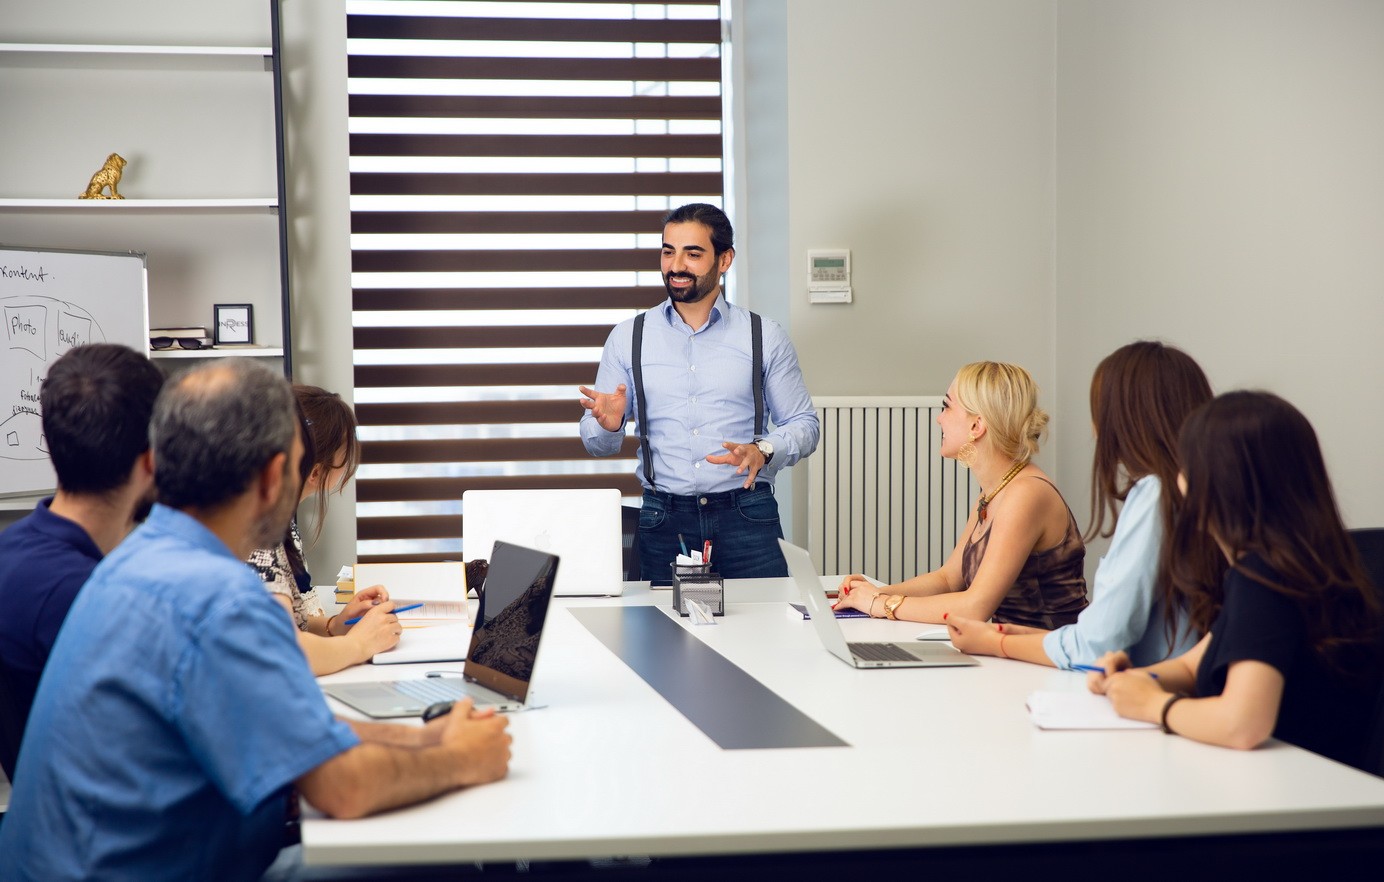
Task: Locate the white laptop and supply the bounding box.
[463,488,624,596]
[778,539,979,669]
[323,541,560,717]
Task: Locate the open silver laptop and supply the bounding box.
[464,488,624,596]
[323,541,560,717]
[778,539,978,668]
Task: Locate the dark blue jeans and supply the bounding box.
[638,485,788,584]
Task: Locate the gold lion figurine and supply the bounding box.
[79,153,127,199]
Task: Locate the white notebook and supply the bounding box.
[1025,691,1159,730]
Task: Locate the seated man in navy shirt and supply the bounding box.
[0,360,511,882]
[0,343,163,777]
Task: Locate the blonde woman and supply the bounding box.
[834,362,1087,628]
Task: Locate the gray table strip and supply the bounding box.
[571,606,848,750]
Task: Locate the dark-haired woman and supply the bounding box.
[249,385,403,675]
[1088,391,1381,767]
[946,341,1210,668]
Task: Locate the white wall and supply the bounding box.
[1054,0,1384,531]
[785,0,1059,462]
[278,1,357,580]
[781,0,1384,557]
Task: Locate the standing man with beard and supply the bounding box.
[0,343,163,767]
[0,360,511,882]
[580,203,819,582]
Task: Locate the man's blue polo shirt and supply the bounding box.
[0,497,102,736]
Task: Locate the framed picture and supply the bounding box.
[213,304,254,345]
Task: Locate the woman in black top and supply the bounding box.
[1087,391,1381,769]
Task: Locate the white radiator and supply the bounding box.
[808,397,978,584]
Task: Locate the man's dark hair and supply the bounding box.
[663,203,735,257]
[150,360,296,511]
[40,344,165,495]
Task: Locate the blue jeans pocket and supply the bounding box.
[734,488,780,525]
[639,495,667,531]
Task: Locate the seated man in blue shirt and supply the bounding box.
[0,343,163,778]
[0,360,511,882]
[579,203,820,582]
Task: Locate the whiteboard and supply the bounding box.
[0,245,150,498]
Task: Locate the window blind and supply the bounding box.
[348,0,726,562]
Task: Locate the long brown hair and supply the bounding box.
[294,384,360,545]
[1171,391,1380,673]
[1087,343,1217,652]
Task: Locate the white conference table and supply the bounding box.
[302,579,1384,868]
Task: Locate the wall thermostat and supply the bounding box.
[808,249,852,303]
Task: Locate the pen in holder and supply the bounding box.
[671,562,724,617]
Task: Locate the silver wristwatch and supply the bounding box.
[754,438,774,463]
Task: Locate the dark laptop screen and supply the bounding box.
[463,541,559,701]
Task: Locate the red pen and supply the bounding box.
[703,540,712,564]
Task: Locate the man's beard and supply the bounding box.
[663,269,718,304]
[250,476,300,549]
[132,486,157,524]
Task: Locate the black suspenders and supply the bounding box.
[631,311,765,491]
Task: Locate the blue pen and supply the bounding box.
[678,534,689,556]
[344,601,424,626]
[1073,663,1158,679]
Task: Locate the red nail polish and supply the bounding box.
[942,612,949,620]
[997,624,1005,633]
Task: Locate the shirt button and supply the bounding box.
[692,428,699,436]
[690,364,696,371]
[690,397,697,404]
[694,461,701,469]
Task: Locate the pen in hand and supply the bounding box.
[344,601,424,627]
[1073,663,1158,679]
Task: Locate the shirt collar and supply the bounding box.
[141,502,242,562]
[659,292,729,331]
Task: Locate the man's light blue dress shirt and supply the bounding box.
[580,295,819,496]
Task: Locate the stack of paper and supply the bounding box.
[1025,691,1159,730]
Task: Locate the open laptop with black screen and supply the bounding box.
[323,541,559,718]
[778,539,978,668]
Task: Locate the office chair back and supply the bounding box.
[1349,528,1384,777]
[621,504,641,582]
[0,655,23,784]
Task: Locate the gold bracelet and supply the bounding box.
[998,634,1009,658]
[326,614,340,636]
[870,594,883,618]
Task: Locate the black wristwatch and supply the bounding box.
[754,438,774,464]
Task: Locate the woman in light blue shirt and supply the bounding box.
[946,341,1212,668]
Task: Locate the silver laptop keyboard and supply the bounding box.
[848,642,919,662]
[391,678,468,704]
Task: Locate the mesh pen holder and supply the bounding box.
[671,563,724,616]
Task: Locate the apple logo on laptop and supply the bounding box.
[531,529,553,551]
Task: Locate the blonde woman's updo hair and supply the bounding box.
[953,361,1048,464]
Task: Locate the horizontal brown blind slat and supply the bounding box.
[364,437,637,465]
[355,363,597,388]
[352,286,664,311]
[348,56,720,83]
[351,211,668,235]
[347,16,720,44]
[349,133,722,158]
[349,95,720,120]
[359,473,643,503]
[350,172,722,197]
[359,516,459,542]
[354,325,613,350]
[355,400,582,426]
[353,248,649,273]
